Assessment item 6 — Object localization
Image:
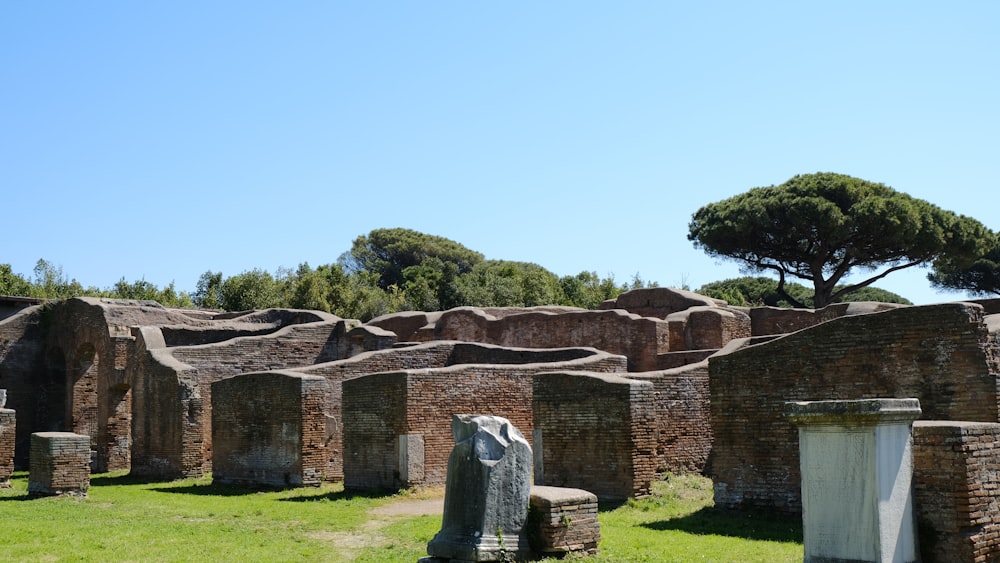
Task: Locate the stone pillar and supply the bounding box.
[28,432,91,496]
[397,434,425,486]
[424,414,532,562]
[0,406,15,487]
[785,398,921,563]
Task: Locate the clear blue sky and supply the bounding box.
[3,2,997,305]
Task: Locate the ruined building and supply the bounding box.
[2,289,1000,559]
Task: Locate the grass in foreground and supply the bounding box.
[0,471,801,562]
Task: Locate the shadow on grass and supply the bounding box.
[640,506,803,543]
[278,487,393,503]
[89,473,170,487]
[150,482,271,497]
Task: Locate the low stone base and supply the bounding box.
[28,432,91,496]
[527,486,600,556]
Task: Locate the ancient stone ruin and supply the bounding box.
[424,414,533,562]
[1,289,999,561]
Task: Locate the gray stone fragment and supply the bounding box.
[426,414,533,562]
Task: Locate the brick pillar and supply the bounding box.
[912,421,1000,563]
[28,432,91,496]
[0,408,15,487]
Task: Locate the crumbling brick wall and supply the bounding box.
[749,301,904,336]
[130,320,350,479]
[666,306,750,351]
[912,421,1000,563]
[709,303,1000,512]
[533,371,657,502]
[300,341,625,482]
[433,308,669,371]
[211,371,328,487]
[630,361,712,475]
[598,287,723,318]
[340,352,629,490]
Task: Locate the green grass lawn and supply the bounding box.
[0,472,802,562]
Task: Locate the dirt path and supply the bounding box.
[315,490,445,559]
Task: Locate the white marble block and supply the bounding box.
[785,398,921,563]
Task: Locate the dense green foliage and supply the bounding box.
[343,228,485,290]
[928,232,1000,297]
[2,229,651,320]
[688,172,992,308]
[697,277,912,308]
[0,471,802,562]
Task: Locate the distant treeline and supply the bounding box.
[2,228,912,321]
[1,228,656,321]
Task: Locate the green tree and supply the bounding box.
[0,264,33,296]
[193,271,224,309]
[30,259,91,299]
[559,271,628,309]
[110,278,194,308]
[688,172,991,308]
[219,269,282,311]
[928,232,1000,297]
[697,276,910,308]
[453,260,565,308]
[286,263,333,312]
[342,228,484,290]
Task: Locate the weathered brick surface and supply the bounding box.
[340,350,628,490]
[433,308,669,371]
[656,349,715,369]
[710,303,1000,512]
[301,341,625,483]
[131,319,351,479]
[341,372,408,490]
[0,408,14,485]
[527,486,600,556]
[630,361,712,475]
[666,306,750,351]
[0,307,48,467]
[749,301,904,336]
[211,371,328,487]
[28,431,90,495]
[533,371,657,502]
[599,287,723,318]
[912,421,1000,563]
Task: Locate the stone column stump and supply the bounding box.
[28,432,91,496]
[424,414,533,562]
[0,407,15,487]
[785,398,921,563]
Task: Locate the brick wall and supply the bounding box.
[666,306,750,351]
[749,301,904,336]
[0,409,14,484]
[211,371,328,487]
[434,308,669,371]
[301,341,626,483]
[533,371,657,502]
[598,287,722,318]
[341,372,408,490]
[129,319,350,479]
[341,353,628,490]
[0,307,48,466]
[630,361,712,475]
[709,303,1000,512]
[912,421,1000,563]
